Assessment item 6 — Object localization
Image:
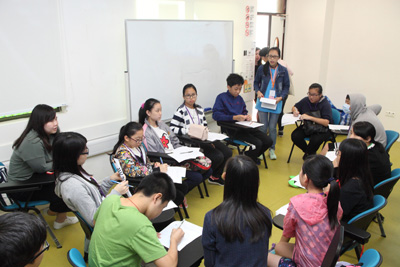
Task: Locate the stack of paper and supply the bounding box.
[159,221,203,251]
[281,113,300,126]
[276,204,289,216]
[235,121,264,128]
[260,97,277,110]
[207,132,229,142]
[166,166,186,184]
[167,147,204,163]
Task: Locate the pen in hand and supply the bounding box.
[110,180,133,187]
[178,219,185,228]
[159,157,164,164]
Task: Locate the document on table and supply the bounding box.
[235,121,264,128]
[260,97,277,110]
[167,147,204,163]
[281,113,300,126]
[207,132,229,142]
[166,166,186,184]
[276,203,289,216]
[159,220,203,251]
[162,201,178,211]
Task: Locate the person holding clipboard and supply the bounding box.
[254,47,290,160]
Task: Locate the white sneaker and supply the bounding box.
[269,149,277,160]
[53,216,79,230]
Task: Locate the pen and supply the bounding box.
[178,219,185,228]
[159,157,163,164]
[110,180,133,187]
[180,151,193,154]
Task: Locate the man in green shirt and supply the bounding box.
[89,172,184,267]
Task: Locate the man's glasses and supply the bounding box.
[307,92,321,97]
[29,240,49,263]
[184,94,197,99]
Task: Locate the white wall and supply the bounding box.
[285,0,400,132]
[0,0,251,179]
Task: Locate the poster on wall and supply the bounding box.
[241,0,257,102]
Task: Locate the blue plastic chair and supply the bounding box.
[67,248,86,267]
[373,168,400,237]
[385,130,399,153]
[341,195,387,260]
[224,138,268,168]
[358,249,383,267]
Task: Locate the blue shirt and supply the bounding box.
[212,91,248,122]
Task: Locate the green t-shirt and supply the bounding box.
[89,195,167,266]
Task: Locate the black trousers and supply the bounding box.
[200,140,232,178]
[291,125,331,155]
[10,173,70,213]
[226,127,273,162]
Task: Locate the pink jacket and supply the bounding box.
[283,193,343,267]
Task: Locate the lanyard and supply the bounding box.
[123,144,146,165]
[185,106,200,125]
[269,66,278,89]
[82,173,107,198]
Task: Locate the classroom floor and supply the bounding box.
[34,124,399,266]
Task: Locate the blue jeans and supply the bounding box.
[258,111,279,149]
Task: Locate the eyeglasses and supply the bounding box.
[129,136,146,143]
[184,94,197,99]
[81,148,89,155]
[29,240,50,263]
[268,55,279,59]
[307,92,321,97]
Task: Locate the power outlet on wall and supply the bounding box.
[385,111,395,118]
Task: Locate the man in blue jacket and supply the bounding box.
[213,73,272,163]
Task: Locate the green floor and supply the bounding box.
[37,125,399,266]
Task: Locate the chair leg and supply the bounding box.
[176,208,184,220]
[182,205,190,219]
[355,245,362,261]
[262,153,268,169]
[377,212,386,238]
[197,185,204,198]
[36,210,62,248]
[203,181,209,197]
[287,143,295,163]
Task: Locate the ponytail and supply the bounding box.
[302,155,340,230]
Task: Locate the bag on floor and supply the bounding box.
[182,156,211,173]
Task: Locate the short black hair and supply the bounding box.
[136,172,176,203]
[0,212,47,267]
[259,47,269,57]
[226,73,244,87]
[309,83,323,95]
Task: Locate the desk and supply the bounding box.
[177,236,203,267]
[0,173,62,248]
[177,134,212,146]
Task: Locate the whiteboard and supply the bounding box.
[0,0,66,116]
[125,20,233,121]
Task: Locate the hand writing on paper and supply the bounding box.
[159,164,168,173]
[292,107,300,117]
[170,228,185,245]
[114,180,129,195]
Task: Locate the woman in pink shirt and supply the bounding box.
[268,155,343,267]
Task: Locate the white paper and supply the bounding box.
[166,166,186,184]
[235,121,264,128]
[260,97,277,110]
[207,132,229,142]
[167,146,204,163]
[159,220,203,251]
[289,175,306,189]
[276,203,289,216]
[281,113,300,126]
[162,201,178,211]
[328,124,350,131]
[325,151,337,162]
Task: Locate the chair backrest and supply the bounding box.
[348,195,387,230]
[385,130,399,153]
[0,162,13,207]
[67,248,86,267]
[109,154,118,172]
[331,108,341,125]
[374,168,400,199]
[321,226,344,267]
[72,211,93,240]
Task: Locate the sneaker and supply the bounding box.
[53,216,79,230]
[208,176,225,186]
[269,149,277,160]
[179,197,188,209]
[278,130,284,137]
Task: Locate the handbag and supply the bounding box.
[303,110,329,135]
[182,156,212,174]
[188,124,209,141]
